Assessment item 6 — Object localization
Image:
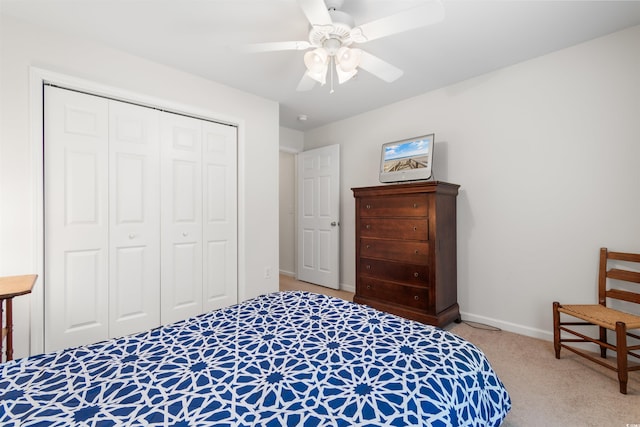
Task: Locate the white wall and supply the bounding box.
[0,15,280,358]
[280,126,304,153]
[278,127,303,276]
[279,151,296,276]
[304,25,640,340]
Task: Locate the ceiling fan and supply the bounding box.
[242,0,445,92]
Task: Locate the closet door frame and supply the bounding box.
[28,67,244,356]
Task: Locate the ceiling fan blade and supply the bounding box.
[296,72,317,91]
[358,51,403,82]
[350,0,444,43]
[238,41,311,53]
[298,0,332,25]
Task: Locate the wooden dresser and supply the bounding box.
[352,181,460,327]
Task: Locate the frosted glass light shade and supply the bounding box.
[336,47,362,72]
[304,48,328,72]
[304,48,329,85]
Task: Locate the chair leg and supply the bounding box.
[615,321,628,394]
[599,326,608,358]
[553,302,561,359]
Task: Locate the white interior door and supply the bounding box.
[160,112,203,324]
[296,144,340,289]
[44,86,109,352]
[202,122,238,312]
[108,100,161,338]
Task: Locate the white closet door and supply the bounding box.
[160,112,203,324]
[108,101,161,338]
[44,86,109,352]
[202,122,237,311]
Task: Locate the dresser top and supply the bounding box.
[352,181,460,197]
[0,275,37,299]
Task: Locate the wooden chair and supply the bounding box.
[553,248,640,394]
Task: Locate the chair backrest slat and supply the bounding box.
[606,289,640,304]
[608,251,640,263]
[607,268,640,284]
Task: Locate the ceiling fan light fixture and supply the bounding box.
[304,48,329,73]
[336,47,362,72]
[304,47,330,85]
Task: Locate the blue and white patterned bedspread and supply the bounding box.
[1,291,510,426]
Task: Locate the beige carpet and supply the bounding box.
[447,322,640,426]
[279,276,640,426]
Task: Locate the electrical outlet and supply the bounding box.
[264,267,272,279]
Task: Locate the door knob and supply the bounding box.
[331,221,339,227]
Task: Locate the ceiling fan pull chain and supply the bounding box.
[330,56,335,94]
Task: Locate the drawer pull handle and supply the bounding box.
[414,272,419,278]
[367,284,371,289]
[413,203,418,208]
[365,224,371,230]
[414,295,420,300]
[366,244,371,249]
[413,226,417,231]
[366,204,371,209]
[414,249,419,254]
[366,265,371,270]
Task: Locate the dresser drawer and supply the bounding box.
[360,218,428,240]
[359,195,428,217]
[359,258,429,285]
[358,277,430,310]
[360,238,429,264]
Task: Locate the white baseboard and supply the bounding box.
[460,311,553,342]
[279,270,295,277]
[340,283,355,293]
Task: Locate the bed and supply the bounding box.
[1,291,511,426]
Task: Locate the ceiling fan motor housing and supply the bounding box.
[308,8,355,51]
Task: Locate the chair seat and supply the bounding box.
[558,304,640,330]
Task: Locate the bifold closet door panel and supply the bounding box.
[108,101,161,338]
[44,86,110,352]
[160,112,204,325]
[44,86,239,349]
[202,122,237,312]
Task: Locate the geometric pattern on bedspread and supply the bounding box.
[1,291,511,426]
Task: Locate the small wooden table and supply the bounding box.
[0,274,37,362]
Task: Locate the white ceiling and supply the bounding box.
[2,0,640,131]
